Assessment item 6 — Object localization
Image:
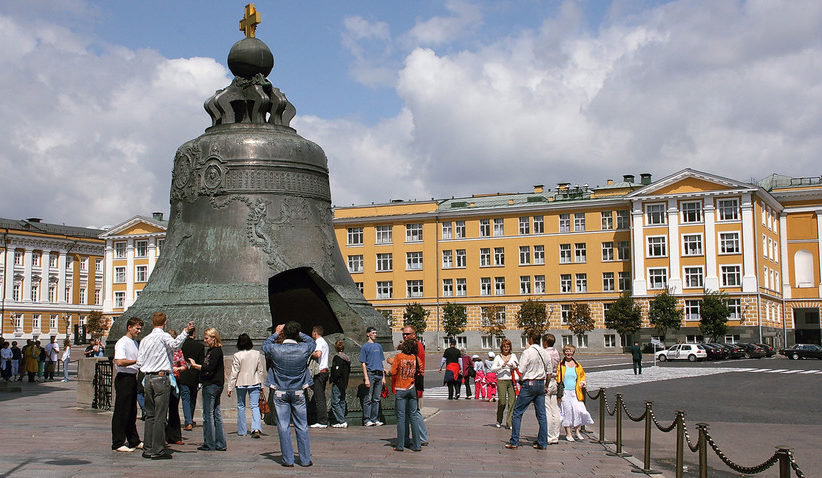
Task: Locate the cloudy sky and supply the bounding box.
[1,0,821,228]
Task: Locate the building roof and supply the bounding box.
[0,217,105,240]
[758,173,822,191]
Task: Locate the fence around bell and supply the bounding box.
[586,387,806,478]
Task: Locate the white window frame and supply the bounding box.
[135,240,148,258]
[574,214,586,232]
[602,272,615,291]
[493,247,505,266]
[376,225,393,244]
[494,277,506,295]
[347,227,363,246]
[520,276,531,294]
[480,278,492,296]
[574,243,586,263]
[646,203,667,225]
[114,266,126,283]
[455,221,466,238]
[682,234,703,256]
[479,219,491,237]
[480,248,491,267]
[604,334,617,348]
[455,278,467,296]
[493,218,504,237]
[135,265,148,283]
[442,279,453,297]
[721,265,741,287]
[533,216,544,234]
[405,224,423,243]
[719,232,740,254]
[455,249,466,268]
[560,274,572,293]
[601,211,613,230]
[648,268,668,289]
[441,221,452,240]
[576,273,587,293]
[727,298,741,319]
[617,210,630,229]
[534,275,546,294]
[518,217,530,235]
[647,235,667,257]
[601,242,614,262]
[717,198,739,221]
[377,281,393,299]
[576,334,589,348]
[406,251,423,270]
[347,255,363,273]
[406,280,424,298]
[561,305,571,325]
[114,291,126,308]
[559,244,571,264]
[442,250,453,269]
[519,246,531,265]
[559,214,571,233]
[376,253,392,272]
[533,245,545,265]
[618,241,631,261]
[114,241,127,258]
[683,266,704,289]
[618,272,631,291]
[680,201,702,223]
[684,299,701,321]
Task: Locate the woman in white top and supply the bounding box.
[61,339,71,382]
[490,339,518,429]
[227,333,267,438]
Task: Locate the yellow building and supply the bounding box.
[333,169,822,351]
[1,217,105,342]
[99,213,167,323]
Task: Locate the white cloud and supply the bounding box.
[403,0,484,47]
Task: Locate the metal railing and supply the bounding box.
[587,387,806,477]
[91,359,113,410]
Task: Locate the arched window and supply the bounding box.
[794,250,814,287]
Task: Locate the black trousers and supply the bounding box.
[463,376,472,397]
[111,373,141,449]
[166,391,182,443]
[309,371,329,425]
[633,359,642,375]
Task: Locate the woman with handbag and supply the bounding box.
[557,344,593,442]
[389,338,424,452]
[227,333,267,439]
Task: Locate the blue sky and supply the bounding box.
[1,0,821,226]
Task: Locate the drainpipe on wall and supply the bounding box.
[1,229,8,336]
[753,219,763,344]
[435,214,441,351]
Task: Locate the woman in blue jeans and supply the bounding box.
[188,327,226,451]
[227,333,266,438]
[389,339,423,452]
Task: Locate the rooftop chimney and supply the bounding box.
[26,217,42,223]
[623,174,635,184]
[557,182,570,191]
[640,173,652,185]
[152,212,164,221]
[533,184,544,194]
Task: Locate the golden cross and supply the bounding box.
[239,3,261,38]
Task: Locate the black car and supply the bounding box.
[779,344,822,360]
[739,343,766,359]
[701,343,728,360]
[756,343,775,357]
[717,343,746,359]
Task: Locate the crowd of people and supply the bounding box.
[0,336,71,383]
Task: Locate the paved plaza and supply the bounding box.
[0,379,658,477]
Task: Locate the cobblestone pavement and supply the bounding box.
[0,380,661,477]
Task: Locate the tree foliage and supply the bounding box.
[567,302,594,338]
[85,310,108,340]
[441,302,468,338]
[402,303,429,335]
[516,299,548,336]
[604,291,643,338]
[699,290,731,342]
[648,288,682,337]
[481,305,506,337]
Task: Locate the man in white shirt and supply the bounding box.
[44,336,59,381]
[136,312,194,460]
[542,334,562,445]
[112,317,144,452]
[505,330,550,450]
[309,325,330,428]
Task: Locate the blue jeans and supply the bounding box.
[408,403,428,444]
[201,384,226,450]
[395,388,422,450]
[273,389,311,466]
[62,358,70,381]
[363,371,383,424]
[330,384,347,424]
[236,385,261,435]
[180,384,198,427]
[509,379,548,447]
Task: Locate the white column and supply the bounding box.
[58,251,67,302]
[740,193,758,292]
[667,199,682,293]
[148,237,157,274]
[5,243,15,301]
[779,214,791,299]
[23,249,32,301]
[817,211,822,296]
[125,239,134,308]
[631,201,647,295]
[103,243,114,312]
[40,248,51,303]
[704,205,719,291]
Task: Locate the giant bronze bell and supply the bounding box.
[107,9,392,367]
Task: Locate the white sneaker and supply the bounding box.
[114,445,134,452]
[374,421,384,426]
[495,423,502,428]
[332,423,348,428]
[310,423,328,428]
[365,421,376,427]
[135,442,144,449]
[565,435,575,442]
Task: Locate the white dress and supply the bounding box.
[559,364,594,427]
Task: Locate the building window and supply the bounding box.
[455,221,466,238]
[455,249,466,268]
[406,280,423,298]
[534,275,545,294]
[648,268,668,289]
[520,276,531,294]
[604,334,617,348]
[456,278,467,296]
[376,253,392,272]
[533,245,545,265]
[601,211,613,230]
[376,281,393,299]
[12,282,21,301]
[355,282,364,294]
[682,234,703,256]
[479,219,491,237]
[561,305,571,325]
[647,236,667,257]
[406,251,423,270]
[559,244,571,264]
[494,247,505,266]
[618,241,631,261]
[114,241,127,258]
[114,291,126,308]
[441,221,452,240]
[442,250,453,269]
[576,335,589,348]
[49,253,58,268]
[32,252,41,267]
[576,273,588,293]
[114,266,126,283]
[79,287,86,304]
[533,216,544,233]
[559,214,571,233]
[685,300,701,321]
[347,227,363,246]
[724,334,741,344]
[493,218,504,237]
[376,225,392,244]
[347,255,363,273]
[136,265,148,282]
[443,279,453,297]
[48,285,57,302]
[560,274,572,293]
[574,214,586,232]
[481,307,506,328]
[49,314,58,329]
[135,240,148,258]
[494,277,506,295]
[66,258,74,270]
[94,288,101,305]
[443,336,468,349]
[720,232,740,254]
[721,265,741,287]
[480,248,491,267]
[480,278,492,296]
[560,334,572,346]
[12,314,22,328]
[79,257,88,271]
[481,336,503,349]
[603,303,612,315]
[156,239,164,255]
[95,258,103,272]
[684,267,704,288]
[601,242,614,262]
[519,246,531,265]
[617,210,630,229]
[405,224,423,242]
[519,217,530,235]
[31,282,40,301]
[32,314,41,329]
[681,201,702,223]
[646,203,667,225]
[65,285,72,302]
[618,272,631,291]
[603,272,615,291]
[14,250,24,266]
[574,243,586,263]
[717,198,739,221]
[727,298,741,319]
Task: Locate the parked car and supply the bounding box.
[739,343,766,359]
[701,343,728,360]
[656,343,707,362]
[756,343,775,357]
[779,344,822,360]
[716,343,746,359]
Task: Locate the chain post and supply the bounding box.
[675,411,685,478]
[606,393,631,457]
[597,387,609,444]
[632,401,661,474]
[776,447,791,478]
[697,423,709,478]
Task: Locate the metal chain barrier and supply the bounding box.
[788,449,807,478]
[649,407,678,432]
[603,392,617,416]
[681,419,701,453]
[703,427,782,475]
[586,387,602,400]
[620,399,647,422]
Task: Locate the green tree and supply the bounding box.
[567,302,594,340]
[516,299,548,336]
[85,310,108,340]
[379,309,394,327]
[402,303,429,335]
[441,302,468,338]
[699,291,730,342]
[648,288,682,338]
[481,305,506,337]
[604,291,643,341]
